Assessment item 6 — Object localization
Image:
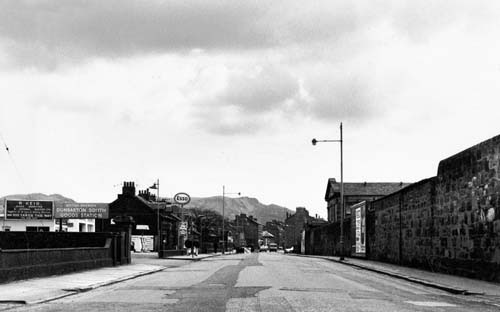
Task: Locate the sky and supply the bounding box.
[1,0,500,219]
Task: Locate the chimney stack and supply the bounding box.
[122,181,136,196]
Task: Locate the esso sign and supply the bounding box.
[174,192,191,205]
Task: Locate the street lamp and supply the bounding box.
[311,122,345,261]
[222,185,240,254]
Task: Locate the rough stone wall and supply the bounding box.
[434,135,500,280]
[400,178,436,266]
[368,178,437,267]
[0,232,122,283]
[304,219,351,256]
[368,192,401,263]
[367,135,500,281]
[311,134,500,281]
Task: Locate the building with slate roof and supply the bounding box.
[325,179,411,222]
[96,182,181,252]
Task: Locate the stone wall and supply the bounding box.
[367,135,500,281]
[310,134,500,282]
[0,231,128,283]
[368,178,435,266]
[368,191,401,263]
[305,219,351,256]
[433,135,500,280]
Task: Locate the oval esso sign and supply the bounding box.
[174,192,191,205]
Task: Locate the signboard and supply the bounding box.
[179,221,188,236]
[0,202,4,218]
[173,192,191,205]
[131,235,154,252]
[54,203,109,219]
[353,201,366,255]
[6,200,53,220]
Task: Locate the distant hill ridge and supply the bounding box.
[186,196,293,224]
[0,194,293,224]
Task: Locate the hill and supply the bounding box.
[0,193,76,203]
[0,193,293,224]
[185,196,293,224]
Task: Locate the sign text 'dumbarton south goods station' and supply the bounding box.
[54,203,109,219]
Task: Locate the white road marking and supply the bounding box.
[406,301,457,307]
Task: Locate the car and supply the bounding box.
[235,246,245,253]
[284,246,294,254]
[269,243,278,252]
[259,245,269,252]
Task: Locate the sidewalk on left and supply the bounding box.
[0,263,164,305]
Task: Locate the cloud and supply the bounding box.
[193,104,267,136]
[0,0,274,68]
[303,74,374,121]
[219,66,300,113]
[3,0,499,135]
[1,0,496,70]
[190,62,377,135]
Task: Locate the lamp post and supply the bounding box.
[149,179,160,253]
[222,185,240,254]
[312,122,345,260]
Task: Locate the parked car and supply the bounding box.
[259,245,269,252]
[284,246,294,254]
[235,246,245,253]
[269,243,278,252]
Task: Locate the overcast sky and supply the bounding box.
[1,0,500,219]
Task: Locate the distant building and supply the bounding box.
[325,179,410,222]
[284,207,324,252]
[231,213,260,249]
[264,220,285,247]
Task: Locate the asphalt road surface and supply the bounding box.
[14,252,500,311]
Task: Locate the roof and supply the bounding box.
[236,214,261,225]
[110,194,180,221]
[325,178,411,201]
[262,231,274,238]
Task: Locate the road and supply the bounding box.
[13,252,500,311]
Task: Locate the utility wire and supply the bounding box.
[0,131,29,197]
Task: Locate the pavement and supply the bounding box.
[290,253,500,297]
[3,251,500,308]
[0,252,221,305]
[133,251,222,261]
